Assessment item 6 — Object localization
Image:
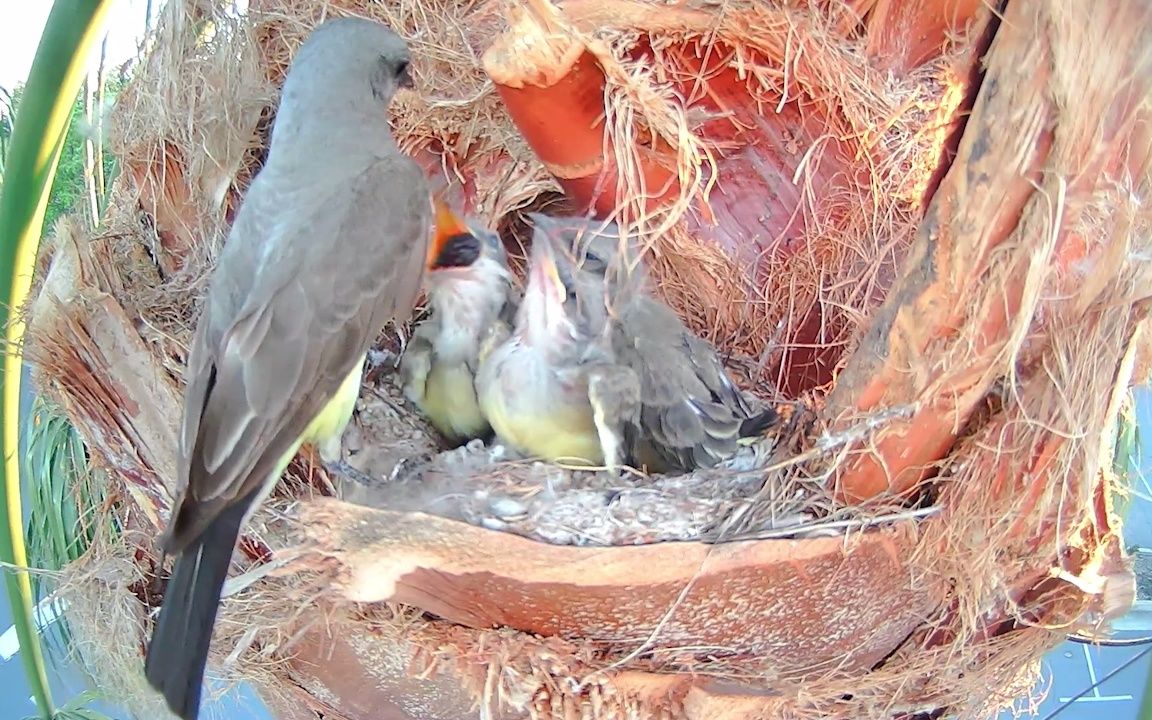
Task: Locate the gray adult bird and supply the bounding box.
[478,214,775,474]
[143,18,430,720]
[400,198,518,445]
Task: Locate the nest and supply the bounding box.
[22,0,1152,718]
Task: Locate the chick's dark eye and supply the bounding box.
[581,250,607,274]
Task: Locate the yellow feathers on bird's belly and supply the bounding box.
[245,360,364,523]
[485,394,604,466]
[422,362,489,443]
[301,362,364,463]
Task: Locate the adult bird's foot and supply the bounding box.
[364,347,398,384]
[322,459,379,487]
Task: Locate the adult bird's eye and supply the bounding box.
[394,59,414,89]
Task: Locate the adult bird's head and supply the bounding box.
[270,17,415,150]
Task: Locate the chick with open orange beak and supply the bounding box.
[400,197,518,445]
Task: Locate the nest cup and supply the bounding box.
[24,0,1152,718]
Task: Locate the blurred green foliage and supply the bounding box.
[0,78,122,231]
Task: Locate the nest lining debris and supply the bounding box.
[334,377,852,548]
[326,367,941,552]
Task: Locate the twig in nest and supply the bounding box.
[714,505,943,543]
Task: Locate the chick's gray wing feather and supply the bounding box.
[399,319,439,404]
[167,156,430,553]
[498,282,521,328]
[613,298,751,472]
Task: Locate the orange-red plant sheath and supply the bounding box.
[490,24,874,392]
[491,48,680,217]
[826,1,1059,503]
[916,4,997,211]
[830,0,1152,504]
[298,499,944,673]
[862,0,986,74]
[125,142,198,275]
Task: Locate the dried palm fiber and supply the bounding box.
[20,0,1152,718]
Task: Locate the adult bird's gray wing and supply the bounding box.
[147,156,430,720]
[165,155,430,552]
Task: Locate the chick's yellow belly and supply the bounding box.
[484,390,604,466]
[422,362,489,443]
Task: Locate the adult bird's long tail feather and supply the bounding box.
[738,407,780,439]
[144,491,255,720]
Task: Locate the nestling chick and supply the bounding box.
[478,213,775,475]
[400,198,517,445]
[475,214,616,468]
[566,217,777,473]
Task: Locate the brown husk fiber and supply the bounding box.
[23,0,1151,719]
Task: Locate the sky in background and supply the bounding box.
[0,1,150,92]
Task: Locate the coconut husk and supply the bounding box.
[21,0,1152,718]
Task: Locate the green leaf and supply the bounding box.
[0,2,115,717]
[56,690,116,720]
[1110,392,1142,522]
[23,397,115,666]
